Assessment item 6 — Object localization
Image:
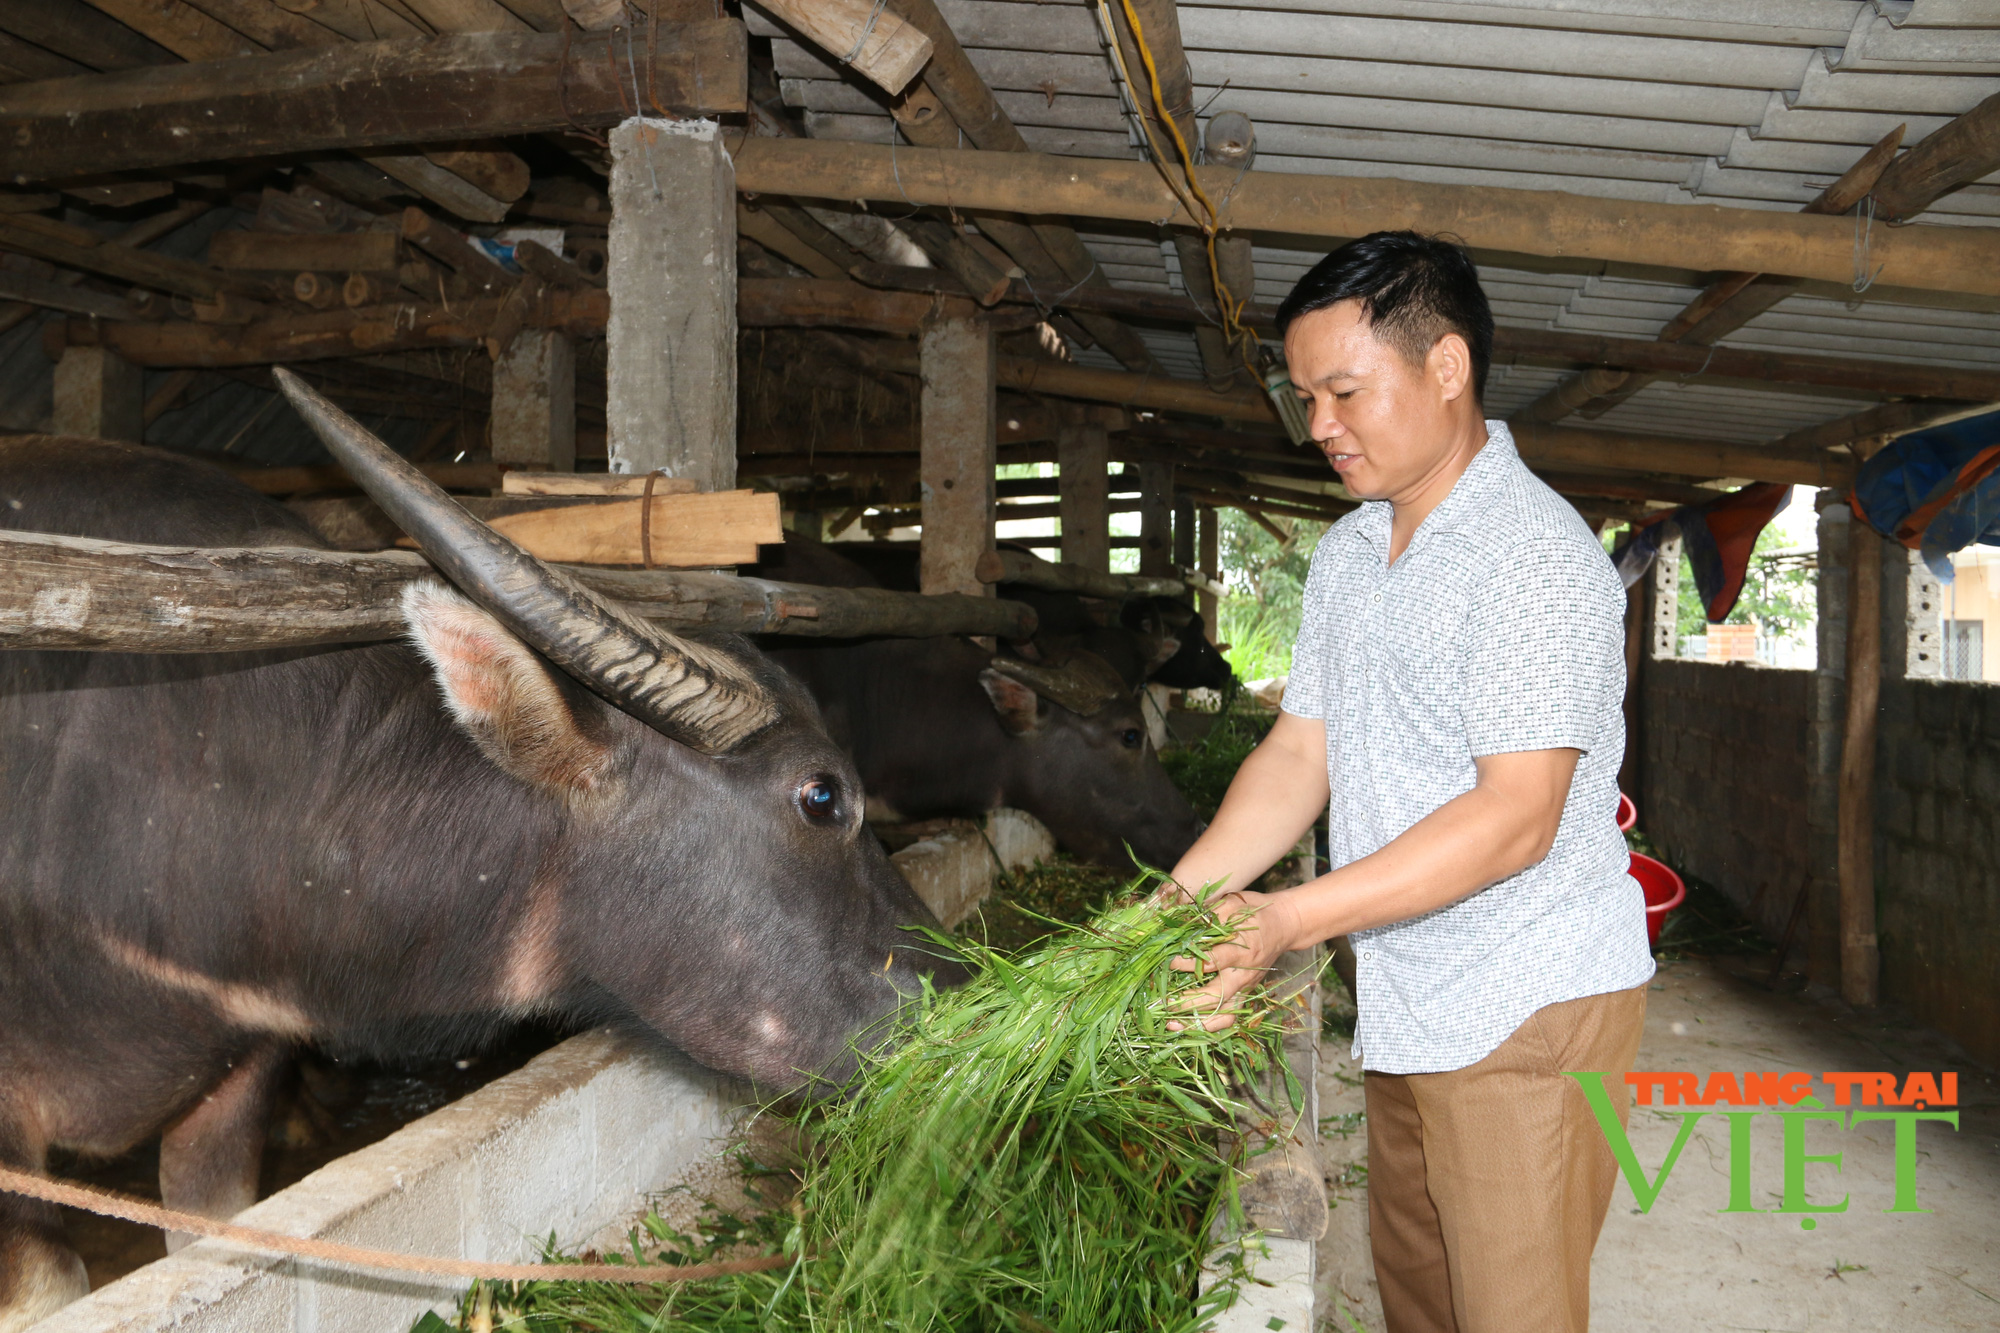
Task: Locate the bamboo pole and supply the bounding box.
[1838,515,1882,1008]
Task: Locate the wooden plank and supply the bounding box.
[728,138,2000,301]
[0,0,179,70]
[501,473,700,497]
[918,313,996,597]
[468,489,783,566]
[0,26,749,181]
[209,229,401,274]
[76,0,257,62]
[0,268,133,319]
[0,525,1032,649]
[754,0,931,95]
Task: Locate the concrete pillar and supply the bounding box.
[1197,503,1219,642]
[918,313,995,597]
[1057,415,1110,572]
[606,117,735,489]
[1138,461,1174,576]
[1882,542,1942,680]
[1645,530,1682,661]
[491,330,575,471]
[53,346,142,442]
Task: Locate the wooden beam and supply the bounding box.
[0,212,262,300]
[1531,125,1908,422]
[728,138,2000,299]
[209,229,400,275]
[1838,516,1881,1007]
[1494,327,2000,404]
[1871,91,2000,224]
[753,0,932,95]
[0,526,1035,650]
[1772,399,1990,460]
[0,26,748,182]
[918,312,996,598]
[1057,412,1110,573]
[975,548,1187,600]
[1512,421,1854,488]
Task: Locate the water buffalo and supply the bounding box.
[750,538,1203,870]
[0,384,957,1329]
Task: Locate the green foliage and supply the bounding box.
[1676,526,1815,637]
[1158,700,1275,822]
[962,854,1127,954]
[1214,509,1327,681]
[450,891,1291,1333]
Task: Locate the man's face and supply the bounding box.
[1282,299,1471,502]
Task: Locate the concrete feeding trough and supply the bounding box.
[31,1032,747,1333]
[29,814,1326,1333]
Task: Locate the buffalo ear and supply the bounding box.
[977,668,1044,736]
[402,582,617,797]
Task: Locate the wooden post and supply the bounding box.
[491,330,575,472]
[1173,493,1196,570]
[919,313,995,597]
[1197,503,1219,642]
[1057,413,1110,573]
[53,345,142,442]
[1139,460,1174,576]
[606,117,736,490]
[1839,515,1883,1007]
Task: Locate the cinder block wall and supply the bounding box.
[1873,677,2000,1065]
[1640,659,1814,942]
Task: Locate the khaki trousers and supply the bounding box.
[1364,986,1647,1333]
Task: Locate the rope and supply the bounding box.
[0,1165,795,1286]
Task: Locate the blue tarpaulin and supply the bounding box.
[1851,408,2000,581]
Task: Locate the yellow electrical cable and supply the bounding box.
[1106,0,1262,377]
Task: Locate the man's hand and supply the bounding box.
[1167,889,1305,1031]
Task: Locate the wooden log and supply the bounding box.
[728,138,2000,300]
[0,526,1034,650]
[0,27,749,182]
[1772,400,1988,461]
[0,213,261,301]
[1510,422,1855,488]
[753,0,932,96]
[1838,516,1882,1007]
[1870,91,2000,224]
[511,238,601,291]
[975,548,1186,600]
[401,206,513,293]
[501,473,700,497]
[464,490,784,566]
[0,268,134,320]
[210,230,401,275]
[419,146,531,204]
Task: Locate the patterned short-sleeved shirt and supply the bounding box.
[1283,421,1654,1074]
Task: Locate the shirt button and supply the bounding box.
[1370,591,1383,604]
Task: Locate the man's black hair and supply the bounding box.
[1274,231,1494,402]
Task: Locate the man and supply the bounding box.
[1165,231,1654,1333]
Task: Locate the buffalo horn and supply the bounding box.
[271,368,778,753]
[986,649,1129,717]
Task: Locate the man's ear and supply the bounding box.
[1430,332,1474,402]
[977,668,1045,736]
[402,582,617,797]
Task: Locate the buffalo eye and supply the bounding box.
[1120,727,1144,749]
[797,777,840,821]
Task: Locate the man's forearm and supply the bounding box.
[1167,712,1329,897]
[1276,749,1579,946]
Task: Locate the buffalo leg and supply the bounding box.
[0,1111,88,1333]
[157,1045,285,1254]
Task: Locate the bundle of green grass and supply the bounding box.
[455,889,1290,1332]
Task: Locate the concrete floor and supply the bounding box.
[1313,956,2000,1332]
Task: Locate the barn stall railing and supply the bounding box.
[0,527,1036,653]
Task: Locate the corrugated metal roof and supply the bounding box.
[753,0,2000,447]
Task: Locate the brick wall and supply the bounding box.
[1873,677,2000,1065]
[1641,658,1815,943]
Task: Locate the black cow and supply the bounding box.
[0,389,958,1328]
[751,537,1203,870]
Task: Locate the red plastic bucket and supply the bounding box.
[1629,852,1685,945]
[1615,792,1637,832]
